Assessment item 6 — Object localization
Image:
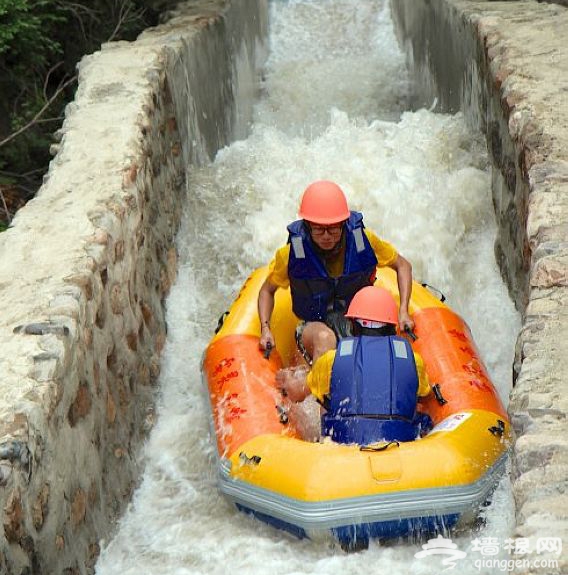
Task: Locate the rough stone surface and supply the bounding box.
[392,1,568,572]
[0,0,267,573]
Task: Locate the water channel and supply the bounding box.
[95,2,521,573]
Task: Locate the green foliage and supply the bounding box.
[0,1,68,178]
[0,1,65,69]
[0,0,179,226]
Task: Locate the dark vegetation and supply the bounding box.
[0,0,180,230]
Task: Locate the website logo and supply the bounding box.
[414,534,563,572]
[414,535,467,570]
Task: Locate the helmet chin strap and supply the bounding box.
[353,322,397,337]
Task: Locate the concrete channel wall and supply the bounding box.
[0,1,267,573]
[391,0,568,572]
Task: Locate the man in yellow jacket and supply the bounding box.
[258,180,414,367]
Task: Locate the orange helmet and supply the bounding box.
[298,180,350,224]
[345,286,398,325]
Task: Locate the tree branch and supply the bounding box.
[108,1,132,43]
[108,0,146,43]
[35,116,66,125]
[56,1,100,41]
[43,61,65,101]
[0,75,77,149]
[0,187,12,223]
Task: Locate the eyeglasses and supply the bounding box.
[309,223,344,237]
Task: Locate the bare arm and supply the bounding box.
[258,279,278,350]
[389,254,414,331]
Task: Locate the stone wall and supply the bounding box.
[391,0,568,572]
[0,1,267,573]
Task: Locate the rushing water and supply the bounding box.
[95,1,521,573]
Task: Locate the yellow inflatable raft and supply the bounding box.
[201,267,510,547]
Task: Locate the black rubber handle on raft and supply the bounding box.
[276,405,289,424]
[360,440,400,452]
[489,419,505,437]
[263,342,273,360]
[420,282,446,303]
[404,326,418,342]
[239,452,262,466]
[432,383,448,405]
[215,311,229,334]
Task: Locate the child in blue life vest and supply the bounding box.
[277,286,431,444]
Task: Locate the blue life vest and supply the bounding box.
[287,212,378,322]
[322,335,420,444]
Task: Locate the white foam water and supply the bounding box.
[95,1,520,573]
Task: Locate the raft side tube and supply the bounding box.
[226,410,510,501]
[202,334,303,458]
[211,267,299,366]
[412,307,508,424]
[217,452,508,532]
